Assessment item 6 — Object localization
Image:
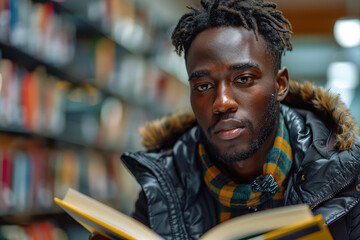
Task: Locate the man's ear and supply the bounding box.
[275,67,289,102]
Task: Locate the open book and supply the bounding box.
[54,188,333,240]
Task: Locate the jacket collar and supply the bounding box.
[281,104,360,225]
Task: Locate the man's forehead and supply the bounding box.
[186,26,269,72]
[187,27,266,59]
[194,26,258,46]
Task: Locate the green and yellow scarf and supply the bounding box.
[199,114,293,222]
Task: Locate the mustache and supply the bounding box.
[207,114,254,136]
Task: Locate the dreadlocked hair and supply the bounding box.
[171,0,293,71]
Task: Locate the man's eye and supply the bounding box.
[195,83,212,92]
[235,76,253,84]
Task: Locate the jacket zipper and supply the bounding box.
[138,155,189,240]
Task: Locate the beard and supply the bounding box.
[201,92,278,163]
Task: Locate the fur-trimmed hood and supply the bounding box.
[139,80,359,151]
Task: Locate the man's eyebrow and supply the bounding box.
[188,71,211,81]
[228,62,259,71]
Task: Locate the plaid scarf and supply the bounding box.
[199,114,292,222]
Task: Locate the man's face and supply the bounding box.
[186,27,286,164]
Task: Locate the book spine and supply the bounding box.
[11,150,30,212]
[5,0,75,65]
[0,149,12,212]
[0,134,128,215]
[0,221,70,240]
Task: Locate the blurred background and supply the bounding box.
[0,0,359,239]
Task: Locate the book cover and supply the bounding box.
[258,214,333,240]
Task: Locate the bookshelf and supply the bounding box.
[0,0,189,239]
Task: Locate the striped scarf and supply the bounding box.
[199,114,293,222]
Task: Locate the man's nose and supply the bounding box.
[212,82,238,114]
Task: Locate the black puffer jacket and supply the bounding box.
[121,81,360,240]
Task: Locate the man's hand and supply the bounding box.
[88,233,111,240]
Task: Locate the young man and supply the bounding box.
[91,0,360,239]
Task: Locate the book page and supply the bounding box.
[200,204,314,240]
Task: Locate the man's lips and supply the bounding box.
[212,119,246,140]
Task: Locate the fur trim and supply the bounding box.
[139,109,196,151]
[140,80,359,151]
[283,81,358,151]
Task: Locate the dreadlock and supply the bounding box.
[171,0,293,71]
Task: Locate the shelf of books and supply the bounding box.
[0,0,190,238]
